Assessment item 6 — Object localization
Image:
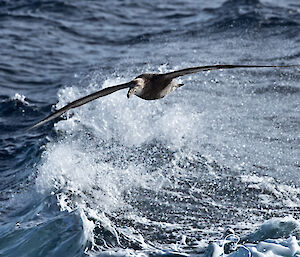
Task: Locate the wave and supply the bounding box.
[2,0,300,47]
[1,0,300,256]
[20,73,298,255]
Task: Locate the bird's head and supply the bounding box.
[127,77,146,98]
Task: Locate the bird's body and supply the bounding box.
[28,64,299,130]
[129,74,180,100]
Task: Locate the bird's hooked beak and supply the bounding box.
[127,78,144,98]
[127,87,136,98]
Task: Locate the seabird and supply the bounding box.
[28,64,298,130]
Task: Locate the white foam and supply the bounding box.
[52,76,203,149]
[79,209,96,250]
[11,93,29,105]
[35,140,158,212]
[33,75,207,254]
[240,174,300,207]
[209,217,300,257]
[34,73,300,256]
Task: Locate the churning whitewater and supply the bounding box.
[0,0,300,256]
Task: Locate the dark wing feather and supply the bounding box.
[164,64,299,79]
[28,81,134,130]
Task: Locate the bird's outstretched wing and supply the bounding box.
[164,64,299,79]
[28,81,134,130]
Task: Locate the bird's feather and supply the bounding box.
[164,64,298,79]
[28,81,134,130]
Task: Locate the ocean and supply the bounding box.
[0,0,299,256]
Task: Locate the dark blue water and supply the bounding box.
[1,0,300,256]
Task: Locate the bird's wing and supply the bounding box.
[164,64,299,79]
[28,81,134,130]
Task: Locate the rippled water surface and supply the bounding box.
[0,0,300,256]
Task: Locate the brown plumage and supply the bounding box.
[28,64,298,130]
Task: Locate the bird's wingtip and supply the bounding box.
[26,118,50,132]
[26,122,41,132]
